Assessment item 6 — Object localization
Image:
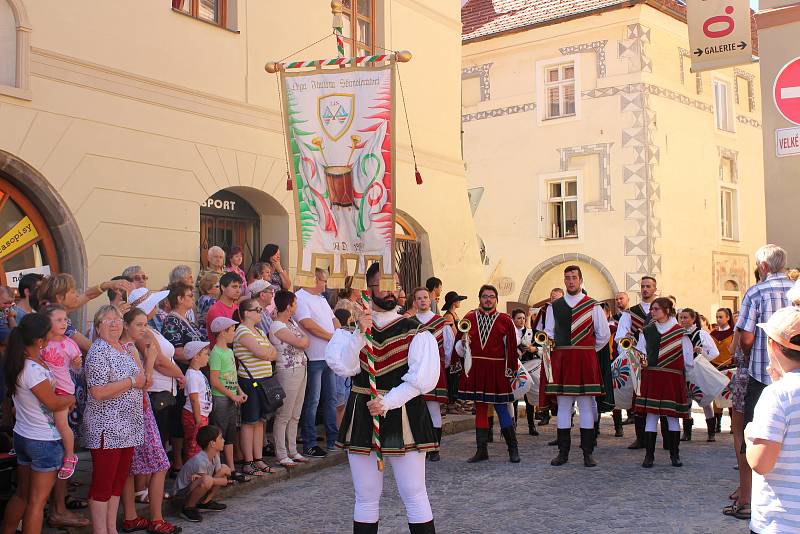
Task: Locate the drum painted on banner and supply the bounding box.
[512,359,533,401]
[523,358,541,405]
[713,368,736,409]
[686,356,730,407]
[611,354,635,410]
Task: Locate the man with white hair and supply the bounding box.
[122,265,148,289]
[728,244,793,520]
[197,246,226,294]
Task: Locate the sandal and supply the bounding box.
[729,490,740,501]
[722,502,751,520]
[121,517,150,533]
[147,519,183,534]
[291,454,309,463]
[230,470,251,483]
[253,459,275,474]
[279,458,297,468]
[242,462,263,476]
[57,454,78,480]
[64,495,88,510]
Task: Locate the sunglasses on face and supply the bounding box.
[247,307,263,314]
[102,319,123,326]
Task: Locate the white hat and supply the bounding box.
[184,341,210,360]
[787,280,800,306]
[210,316,238,333]
[128,287,169,314]
[249,279,272,297]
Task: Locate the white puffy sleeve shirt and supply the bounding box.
[324,311,441,412]
[634,318,695,368]
[543,293,611,351]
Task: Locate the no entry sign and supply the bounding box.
[774,57,800,125]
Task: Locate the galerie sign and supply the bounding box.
[279,64,396,290]
[687,0,753,72]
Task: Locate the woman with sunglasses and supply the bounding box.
[233,298,277,476]
[633,297,694,468]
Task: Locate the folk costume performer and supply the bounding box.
[412,287,455,462]
[456,284,521,464]
[544,265,611,468]
[325,263,440,534]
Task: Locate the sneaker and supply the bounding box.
[197,500,227,512]
[304,446,328,458]
[179,508,202,522]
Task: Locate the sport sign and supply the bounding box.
[686,0,753,73]
[774,57,800,126]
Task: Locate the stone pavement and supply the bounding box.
[171,412,750,534]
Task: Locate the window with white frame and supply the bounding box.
[714,79,735,132]
[720,186,738,240]
[544,178,579,239]
[544,63,576,119]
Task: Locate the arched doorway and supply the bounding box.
[0,176,58,283]
[200,187,290,275]
[518,253,619,307]
[0,150,86,290]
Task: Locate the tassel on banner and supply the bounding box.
[286,172,293,191]
[415,167,423,185]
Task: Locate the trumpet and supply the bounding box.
[618,336,636,350]
[534,331,553,346]
[457,318,471,333]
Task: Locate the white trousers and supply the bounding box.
[556,396,595,429]
[645,413,680,432]
[426,400,442,429]
[348,451,433,524]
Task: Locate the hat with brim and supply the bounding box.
[442,291,467,311]
[184,341,210,360]
[249,279,270,297]
[128,287,169,315]
[757,305,800,351]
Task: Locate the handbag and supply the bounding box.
[239,360,286,414]
[148,390,176,411]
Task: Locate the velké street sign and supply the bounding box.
[686,0,754,73]
[774,57,800,126]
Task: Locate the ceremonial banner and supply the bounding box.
[687,0,753,73]
[281,64,395,290]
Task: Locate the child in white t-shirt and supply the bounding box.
[745,306,800,534]
[40,305,82,479]
[182,341,213,460]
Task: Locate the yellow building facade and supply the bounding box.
[0,0,484,320]
[461,0,766,316]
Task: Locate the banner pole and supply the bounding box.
[331,0,345,58]
[361,290,384,472]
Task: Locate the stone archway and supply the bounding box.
[0,149,87,287]
[517,253,619,304]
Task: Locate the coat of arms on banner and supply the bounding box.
[281,64,395,290]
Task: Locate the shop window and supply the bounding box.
[341,0,375,55]
[0,177,58,283]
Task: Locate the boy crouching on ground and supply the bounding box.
[175,425,231,522]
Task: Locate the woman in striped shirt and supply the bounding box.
[233,298,277,476]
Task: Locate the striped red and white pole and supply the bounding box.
[360,290,384,472]
[265,51,411,73]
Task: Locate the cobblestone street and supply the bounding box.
[174,413,748,534]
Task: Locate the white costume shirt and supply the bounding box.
[634,317,695,368]
[616,301,652,352]
[325,309,440,412]
[543,292,611,351]
[416,310,455,366]
[684,325,720,361]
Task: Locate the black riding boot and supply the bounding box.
[526,404,539,436]
[641,431,657,468]
[612,411,624,437]
[706,417,716,442]
[354,521,379,534]
[501,427,521,463]
[628,415,645,449]
[408,520,436,534]
[593,419,600,448]
[467,428,489,463]
[660,416,669,449]
[427,428,441,462]
[681,417,693,441]
[715,413,723,433]
[539,408,551,426]
[550,428,571,466]
[487,416,494,443]
[580,428,598,467]
[669,431,683,467]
